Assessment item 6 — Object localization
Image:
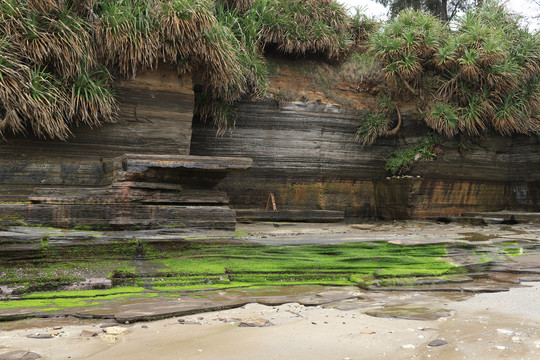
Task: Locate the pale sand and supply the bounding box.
[1,284,540,360]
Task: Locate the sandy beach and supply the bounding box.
[1,282,539,360]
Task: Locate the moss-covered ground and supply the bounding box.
[0,239,533,314]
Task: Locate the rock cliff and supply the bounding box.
[191,99,540,220]
[0,65,193,202]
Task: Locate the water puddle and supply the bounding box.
[365,305,451,321]
[458,232,497,242]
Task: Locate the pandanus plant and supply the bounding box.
[361,1,539,145]
[1,0,362,139]
[0,0,117,139]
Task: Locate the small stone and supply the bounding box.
[141,325,149,329]
[239,318,273,327]
[26,334,53,339]
[0,350,41,360]
[402,344,415,349]
[360,331,376,334]
[428,339,448,347]
[105,327,127,335]
[511,336,521,343]
[46,330,63,336]
[496,329,513,336]
[311,322,317,325]
[52,326,63,331]
[495,345,507,350]
[178,319,202,325]
[99,334,117,343]
[80,330,99,337]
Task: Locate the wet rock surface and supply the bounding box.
[0,351,41,360]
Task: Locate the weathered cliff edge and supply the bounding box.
[0,65,538,222]
[0,66,252,230]
[191,99,540,220]
[0,65,194,202]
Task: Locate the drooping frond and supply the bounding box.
[367,1,540,140]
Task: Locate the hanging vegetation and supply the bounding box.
[252,0,354,60]
[0,0,361,140]
[1,0,537,143]
[0,0,117,139]
[359,1,540,145]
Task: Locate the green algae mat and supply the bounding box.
[0,240,467,314]
[3,238,535,315]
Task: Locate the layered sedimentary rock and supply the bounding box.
[0,65,194,201]
[0,154,252,230]
[0,67,254,231]
[191,99,540,220]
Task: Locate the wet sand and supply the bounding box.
[1,283,539,360]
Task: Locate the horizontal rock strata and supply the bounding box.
[191,99,540,220]
[0,155,252,231]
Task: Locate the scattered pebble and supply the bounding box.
[26,334,53,339]
[99,334,118,343]
[99,323,117,329]
[496,329,513,336]
[402,344,415,349]
[239,318,273,327]
[105,327,127,335]
[495,345,507,350]
[46,330,63,336]
[80,330,99,337]
[428,339,448,347]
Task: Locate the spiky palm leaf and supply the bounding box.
[255,0,353,60]
[355,111,391,146]
[424,103,460,137]
[370,1,540,140]
[95,0,160,77]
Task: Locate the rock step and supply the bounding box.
[461,211,540,224]
[103,154,252,187]
[29,186,229,205]
[0,203,236,230]
[236,209,344,223]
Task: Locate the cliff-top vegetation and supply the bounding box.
[0,0,538,142]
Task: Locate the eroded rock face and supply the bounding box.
[190,99,540,220]
[0,154,252,230]
[0,65,194,202]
